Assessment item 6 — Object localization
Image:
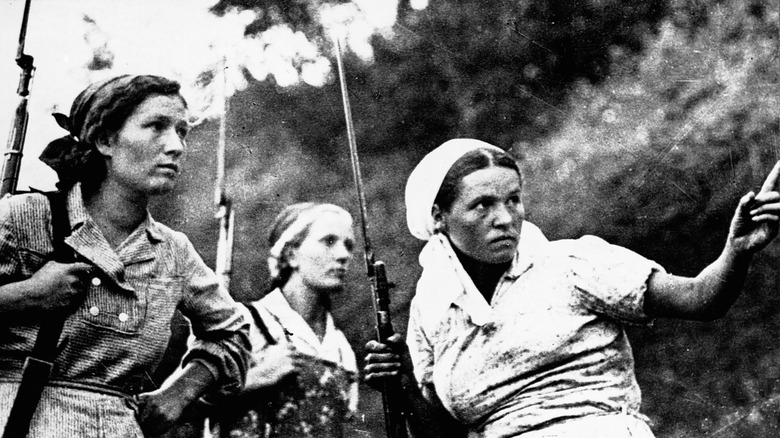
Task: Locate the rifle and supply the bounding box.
[332,34,409,438]
[214,57,235,292]
[1,0,35,197]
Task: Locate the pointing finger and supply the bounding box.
[759,160,780,194]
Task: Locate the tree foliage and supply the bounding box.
[520,0,779,436]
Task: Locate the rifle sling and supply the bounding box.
[243,303,277,346]
[3,190,73,438]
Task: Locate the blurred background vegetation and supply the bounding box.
[147,0,779,436]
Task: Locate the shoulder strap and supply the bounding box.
[243,302,277,345]
[45,190,73,262]
[29,190,73,358]
[2,190,73,438]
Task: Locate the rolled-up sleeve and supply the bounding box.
[564,235,665,325]
[175,236,251,396]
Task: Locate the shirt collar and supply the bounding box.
[65,182,89,229]
[413,221,549,329]
[503,222,548,280]
[66,182,165,244]
[263,288,338,350]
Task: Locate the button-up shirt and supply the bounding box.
[0,183,249,397]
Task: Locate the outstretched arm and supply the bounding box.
[364,334,467,438]
[645,161,780,320]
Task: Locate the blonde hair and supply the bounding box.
[266,202,352,289]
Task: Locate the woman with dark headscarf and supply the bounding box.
[208,202,359,438]
[0,75,250,437]
[364,139,780,437]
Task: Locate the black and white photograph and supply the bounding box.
[0,1,778,437]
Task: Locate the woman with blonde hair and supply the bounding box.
[210,202,359,438]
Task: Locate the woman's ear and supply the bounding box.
[284,247,300,270]
[94,134,114,157]
[432,204,446,233]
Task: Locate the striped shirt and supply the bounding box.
[0,183,249,399]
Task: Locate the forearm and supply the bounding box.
[135,360,218,435]
[160,360,216,407]
[184,327,251,396]
[646,243,753,320]
[691,243,752,318]
[0,279,42,316]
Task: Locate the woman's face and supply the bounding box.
[289,212,356,292]
[436,166,524,264]
[100,94,189,196]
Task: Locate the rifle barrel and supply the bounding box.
[17,0,32,57]
[2,0,35,197]
[214,56,234,293]
[332,32,409,438]
[333,34,375,272]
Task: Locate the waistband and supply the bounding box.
[0,358,147,397]
[0,377,135,399]
[515,412,655,438]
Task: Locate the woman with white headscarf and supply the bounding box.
[208,202,359,438]
[364,138,780,437]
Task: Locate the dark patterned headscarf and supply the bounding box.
[39,74,184,189]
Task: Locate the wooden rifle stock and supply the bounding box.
[1,0,35,197]
[332,33,409,438]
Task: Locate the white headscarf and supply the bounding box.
[405,138,504,240]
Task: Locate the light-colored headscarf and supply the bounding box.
[405,138,504,241]
[267,202,353,280]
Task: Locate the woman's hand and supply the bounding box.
[27,261,92,311]
[645,160,780,321]
[245,344,306,390]
[364,334,468,438]
[0,260,91,317]
[363,333,411,390]
[135,361,215,436]
[134,388,188,437]
[728,160,780,255]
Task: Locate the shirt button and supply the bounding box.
[91,277,102,286]
[118,312,129,322]
[89,306,100,316]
